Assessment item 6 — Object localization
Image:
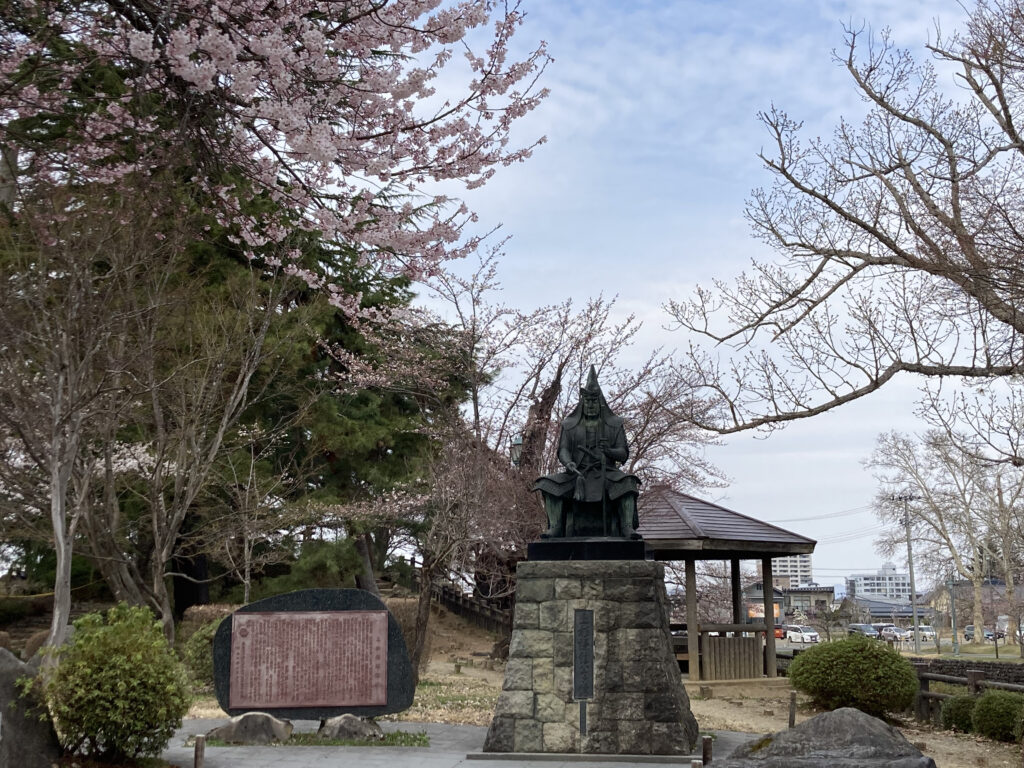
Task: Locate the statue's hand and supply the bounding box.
[566,461,578,474]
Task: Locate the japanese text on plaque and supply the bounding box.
[229,610,388,708]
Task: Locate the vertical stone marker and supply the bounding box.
[213,588,413,720]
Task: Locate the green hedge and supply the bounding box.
[940,695,975,733]
[971,690,1024,742]
[787,636,917,718]
[43,603,191,760]
[180,619,219,690]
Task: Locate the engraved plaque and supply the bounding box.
[229,610,388,709]
[573,608,594,700]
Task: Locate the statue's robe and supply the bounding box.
[533,411,639,504]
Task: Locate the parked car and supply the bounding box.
[910,625,936,642]
[879,625,909,642]
[785,625,820,643]
[773,624,786,640]
[964,625,995,641]
[847,623,880,639]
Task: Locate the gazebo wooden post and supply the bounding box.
[685,557,699,681]
[762,557,777,678]
[730,558,743,626]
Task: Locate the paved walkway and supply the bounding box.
[163,718,757,768]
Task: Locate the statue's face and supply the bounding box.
[582,394,599,418]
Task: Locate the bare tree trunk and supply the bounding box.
[354,533,380,597]
[410,556,434,686]
[519,364,564,476]
[971,573,986,645]
[46,478,72,669]
[151,553,177,645]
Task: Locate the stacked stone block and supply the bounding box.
[483,559,699,754]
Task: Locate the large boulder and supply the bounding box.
[0,648,62,768]
[317,713,384,741]
[718,707,936,768]
[206,712,293,744]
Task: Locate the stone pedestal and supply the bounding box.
[483,560,699,754]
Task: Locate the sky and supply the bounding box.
[422,0,970,588]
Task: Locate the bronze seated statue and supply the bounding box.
[532,366,641,539]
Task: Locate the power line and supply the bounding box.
[764,504,874,523]
[816,524,887,543]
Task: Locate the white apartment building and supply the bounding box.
[846,563,912,600]
[768,554,814,587]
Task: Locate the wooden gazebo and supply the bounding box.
[637,487,816,681]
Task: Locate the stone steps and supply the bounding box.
[2,602,112,656]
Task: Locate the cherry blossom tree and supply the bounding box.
[2,0,550,307]
[0,188,181,656]
[667,0,1024,435]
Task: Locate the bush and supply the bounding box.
[44,603,191,760]
[940,694,975,732]
[180,619,220,690]
[970,690,1024,742]
[787,635,917,718]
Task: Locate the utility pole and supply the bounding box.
[892,493,922,654]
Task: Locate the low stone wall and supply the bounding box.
[911,656,1024,685]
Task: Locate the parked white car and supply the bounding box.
[910,624,936,641]
[785,625,820,643]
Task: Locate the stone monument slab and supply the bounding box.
[228,610,388,708]
[213,588,413,720]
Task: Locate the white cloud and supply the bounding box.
[421,0,971,581]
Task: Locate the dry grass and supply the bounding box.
[380,671,500,726]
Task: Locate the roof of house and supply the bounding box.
[638,486,816,561]
[784,584,835,594]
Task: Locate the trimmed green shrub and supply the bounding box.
[180,619,219,690]
[971,690,1024,742]
[940,694,975,733]
[43,603,191,760]
[787,636,917,717]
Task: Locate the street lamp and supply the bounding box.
[509,434,523,467]
[892,493,922,654]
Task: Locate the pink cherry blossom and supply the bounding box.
[1,0,550,308]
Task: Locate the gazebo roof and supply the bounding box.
[637,486,816,561]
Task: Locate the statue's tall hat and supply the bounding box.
[580,365,602,397]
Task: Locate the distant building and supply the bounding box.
[846,563,912,600]
[762,554,814,587]
[841,593,932,623]
[782,584,835,616]
[741,582,784,623]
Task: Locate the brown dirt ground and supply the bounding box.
[188,606,1020,766]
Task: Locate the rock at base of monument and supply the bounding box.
[318,713,384,741]
[0,648,61,768]
[206,712,294,745]
[717,707,937,767]
[526,537,646,561]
